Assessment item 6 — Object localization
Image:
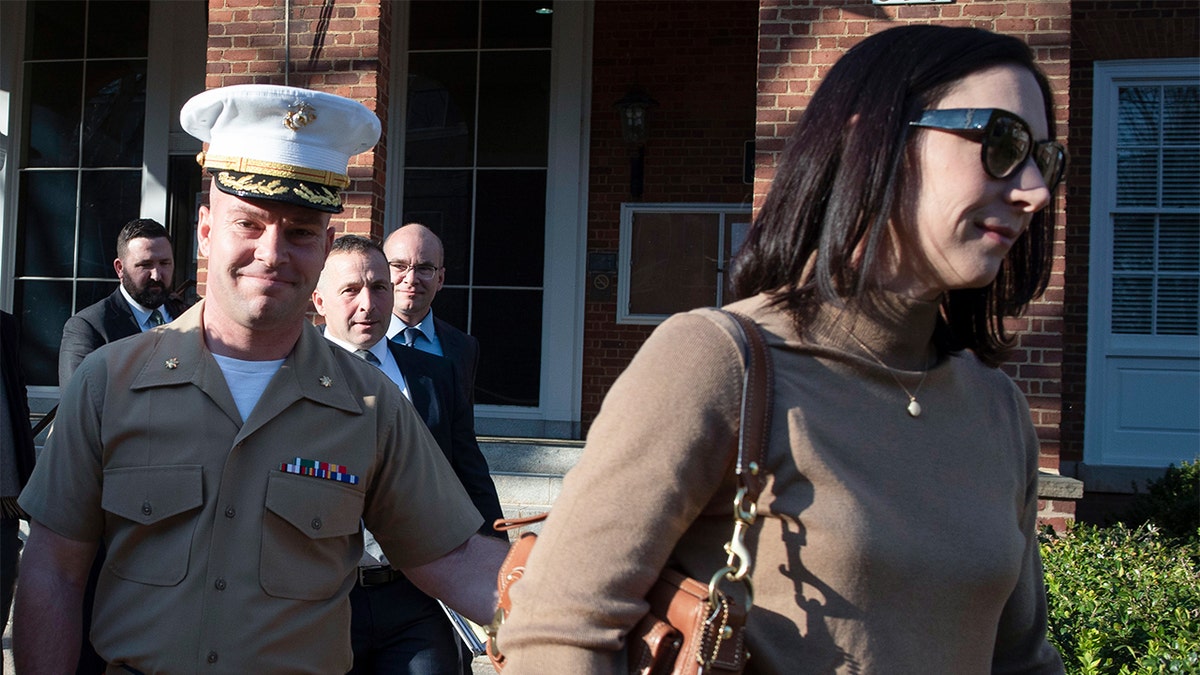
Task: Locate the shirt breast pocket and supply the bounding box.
[261,472,364,600]
[101,465,204,586]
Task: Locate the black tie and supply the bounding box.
[148,309,165,327]
[354,349,381,366]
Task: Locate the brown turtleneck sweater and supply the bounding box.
[498,293,1062,674]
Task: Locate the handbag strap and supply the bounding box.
[707,310,773,606]
[720,310,773,506]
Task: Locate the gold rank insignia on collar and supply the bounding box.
[165,357,180,370]
[319,376,332,388]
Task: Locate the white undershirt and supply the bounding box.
[210,353,285,422]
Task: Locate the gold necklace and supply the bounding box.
[841,325,930,418]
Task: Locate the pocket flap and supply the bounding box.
[102,465,204,525]
[264,472,363,540]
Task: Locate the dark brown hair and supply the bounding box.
[730,25,1058,367]
[116,218,171,259]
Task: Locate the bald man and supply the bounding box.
[383,224,480,404]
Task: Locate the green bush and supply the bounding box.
[1040,522,1200,674]
[1124,460,1199,545]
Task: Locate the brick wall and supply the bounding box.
[756,0,1072,473]
[200,0,389,292]
[581,1,760,426]
[1061,0,1200,466]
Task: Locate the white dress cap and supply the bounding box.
[180,84,382,213]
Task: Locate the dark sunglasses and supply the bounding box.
[910,108,1067,191]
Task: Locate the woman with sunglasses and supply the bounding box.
[496,25,1066,673]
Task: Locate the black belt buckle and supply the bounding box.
[357,565,396,587]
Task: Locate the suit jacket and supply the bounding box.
[58,288,190,387]
[387,341,504,538]
[433,315,480,405]
[2,310,37,505]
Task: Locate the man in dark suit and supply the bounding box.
[58,218,190,386]
[383,223,480,403]
[313,235,504,675]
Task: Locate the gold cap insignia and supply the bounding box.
[284,102,317,131]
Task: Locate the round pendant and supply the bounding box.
[907,399,922,418]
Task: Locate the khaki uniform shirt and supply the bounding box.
[21,301,483,673]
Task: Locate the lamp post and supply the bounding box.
[614,90,657,199]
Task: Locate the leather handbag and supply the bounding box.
[485,310,773,675]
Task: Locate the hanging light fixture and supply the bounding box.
[614,90,658,199]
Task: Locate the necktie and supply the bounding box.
[354,349,381,366]
[402,326,423,348]
[148,309,165,327]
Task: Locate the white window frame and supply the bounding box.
[617,202,752,325]
[1085,58,1200,472]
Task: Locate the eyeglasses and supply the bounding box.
[389,260,441,280]
[910,108,1066,191]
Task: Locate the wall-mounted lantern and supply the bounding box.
[614,89,658,199]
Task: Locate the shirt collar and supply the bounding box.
[386,310,437,340]
[322,333,389,365]
[131,300,363,416]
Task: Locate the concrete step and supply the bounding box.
[479,436,584,518]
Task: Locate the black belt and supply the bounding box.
[357,565,403,587]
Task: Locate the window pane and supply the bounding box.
[78,171,142,277]
[1118,87,1160,145]
[1116,149,1159,207]
[18,172,78,277]
[629,212,720,316]
[472,288,542,406]
[403,170,474,286]
[1159,214,1200,273]
[473,170,546,286]
[1112,214,1155,272]
[1157,277,1199,336]
[477,51,550,167]
[83,60,147,167]
[408,0,479,50]
[1162,85,1199,146]
[26,0,85,60]
[76,279,118,314]
[1162,147,1199,208]
[481,0,552,49]
[406,52,477,168]
[431,287,469,336]
[1112,276,1153,334]
[87,0,149,58]
[14,279,74,387]
[25,62,84,168]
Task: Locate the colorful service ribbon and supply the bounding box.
[280,457,360,485]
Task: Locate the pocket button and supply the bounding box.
[311,517,322,530]
[141,501,152,516]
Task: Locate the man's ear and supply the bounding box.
[113,257,125,279]
[197,205,212,257]
[312,288,327,317]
